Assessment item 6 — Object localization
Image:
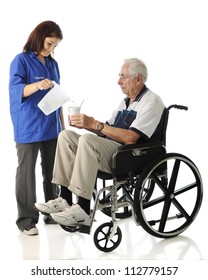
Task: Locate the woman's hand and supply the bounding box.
[36,79,54,90]
[23,79,54,97]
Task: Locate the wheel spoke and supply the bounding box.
[168,159,180,193]
[174,182,198,196]
[158,159,181,232]
[172,197,191,220]
[143,194,167,208]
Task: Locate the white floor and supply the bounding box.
[1,201,207,261]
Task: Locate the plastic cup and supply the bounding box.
[68,106,80,125]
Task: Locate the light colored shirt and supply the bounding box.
[107,86,165,141]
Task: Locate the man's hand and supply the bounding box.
[68,114,95,130]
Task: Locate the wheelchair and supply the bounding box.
[61,104,203,252]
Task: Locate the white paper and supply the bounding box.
[37,82,71,115]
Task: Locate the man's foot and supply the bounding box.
[34,197,70,215]
[23,226,38,236]
[50,204,90,226]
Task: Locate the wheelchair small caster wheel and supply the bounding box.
[93,222,122,252]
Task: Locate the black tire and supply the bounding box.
[93,222,122,252]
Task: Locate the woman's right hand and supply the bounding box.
[23,79,55,97]
[36,79,54,90]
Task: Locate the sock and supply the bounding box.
[60,186,72,206]
[78,196,90,215]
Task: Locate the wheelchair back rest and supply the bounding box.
[150,104,188,145]
[150,107,169,145]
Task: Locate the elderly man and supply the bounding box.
[35,58,165,226]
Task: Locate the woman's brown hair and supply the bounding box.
[23,20,63,57]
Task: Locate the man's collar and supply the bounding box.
[125,84,148,107]
[134,85,148,101]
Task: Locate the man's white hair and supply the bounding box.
[124,58,148,83]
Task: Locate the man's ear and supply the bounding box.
[137,73,143,84]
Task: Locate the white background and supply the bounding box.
[1,0,207,278]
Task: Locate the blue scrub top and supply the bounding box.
[9,51,62,143]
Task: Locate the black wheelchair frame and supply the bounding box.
[61,105,203,252]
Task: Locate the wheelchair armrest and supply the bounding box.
[117,141,164,152]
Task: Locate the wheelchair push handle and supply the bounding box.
[167,104,188,111]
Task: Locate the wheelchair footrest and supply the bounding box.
[60,224,91,234]
[60,213,95,234]
[78,224,91,234]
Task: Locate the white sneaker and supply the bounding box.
[50,204,90,226]
[23,227,38,236]
[34,197,70,215]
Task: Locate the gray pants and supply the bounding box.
[15,139,58,230]
[52,131,121,200]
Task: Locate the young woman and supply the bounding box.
[9,20,64,235]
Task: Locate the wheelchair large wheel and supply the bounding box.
[134,153,203,238]
[94,222,122,252]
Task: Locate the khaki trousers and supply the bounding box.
[52,130,121,200]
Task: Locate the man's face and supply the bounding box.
[117,63,139,98]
